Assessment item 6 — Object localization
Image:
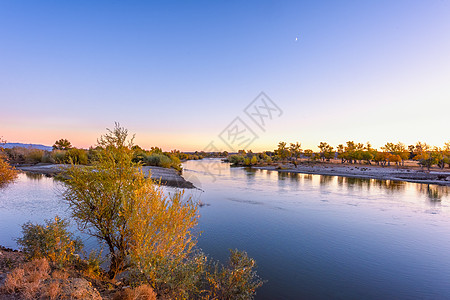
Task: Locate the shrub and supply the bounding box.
[206,249,264,300]
[228,154,245,166]
[3,147,27,163]
[41,151,53,163]
[16,216,83,267]
[82,249,104,279]
[169,155,182,171]
[143,153,182,171]
[51,150,67,164]
[24,149,45,164]
[144,153,172,168]
[67,148,88,165]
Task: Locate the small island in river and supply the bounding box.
[16,164,195,189]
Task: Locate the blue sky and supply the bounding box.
[1,0,449,151]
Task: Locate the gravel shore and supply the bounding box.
[255,163,450,186]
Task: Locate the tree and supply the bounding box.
[289,142,302,166]
[303,149,314,160]
[63,124,198,279]
[337,144,345,163]
[443,142,450,169]
[382,142,409,166]
[344,141,358,163]
[389,154,402,167]
[275,142,290,161]
[0,157,18,188]
[318,142,334,161]
[412,142,433,170]
[0,138,18,188]
[52,138,72,150]
[361,151,374,165]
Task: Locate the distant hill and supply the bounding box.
[1,143,53,151]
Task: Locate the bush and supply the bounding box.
[24,149,45,164]
[41,152,53,163]
[144,153,172,168]
[143,153,182,170]
[50,150,67,164]
[206,249,264,300]
[228,154,245,166]
[67,148,88,165]
[16,217,83,267]
[50,149,88,165]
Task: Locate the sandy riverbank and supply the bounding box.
[254,163,450,186]
[16,164,195,189]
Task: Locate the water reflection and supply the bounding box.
[242,169,449,203]
[319,175,333,186]
[24,172,44,180]
[303,174,313,181]
[416,184,449,203]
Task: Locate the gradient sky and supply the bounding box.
[1,0,449,151]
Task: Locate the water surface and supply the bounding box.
[1,160,450,299]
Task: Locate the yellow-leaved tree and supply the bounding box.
[0,138,18,188]
[63,124,198,280]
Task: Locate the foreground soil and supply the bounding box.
[255,161,450,186]
[0,246,155,300]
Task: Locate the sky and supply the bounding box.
[1,0,449,152]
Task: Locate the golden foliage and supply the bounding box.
[124,180,198,277]
[0,155,18,188]
[63,124,199,280]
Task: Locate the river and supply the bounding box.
[1,159,450,299]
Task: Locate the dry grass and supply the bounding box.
[22,280,41,300]
[52,269,70,280]
[1,255,115,300]
[41,280,62,300]
[3,267,25,293]
[2,258,51,298]
[114,284,157,300]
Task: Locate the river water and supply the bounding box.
[1,159,450,299]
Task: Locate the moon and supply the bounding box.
[295,37,298,41]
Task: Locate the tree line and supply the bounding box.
[228,141,450,171]
[0,138,212,172]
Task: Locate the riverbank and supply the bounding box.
[16,164,195,189]
[0,246,131,300]
[254,163,450,186]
